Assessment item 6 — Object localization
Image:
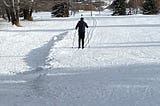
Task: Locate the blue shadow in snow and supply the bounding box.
[24,32,68,70]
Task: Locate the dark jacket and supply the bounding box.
[76,20,88,33]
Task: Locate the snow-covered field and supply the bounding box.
[1,10,160,106]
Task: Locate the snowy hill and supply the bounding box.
[1,10,160,106]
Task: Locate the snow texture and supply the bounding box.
[1,10,160,106]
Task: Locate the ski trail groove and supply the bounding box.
[85,17,97,47]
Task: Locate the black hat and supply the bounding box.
[80,17,84,20]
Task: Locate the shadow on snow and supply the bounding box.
[23,31,67,71]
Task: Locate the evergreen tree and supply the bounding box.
[142,0,158,15]
[51,2,69,17]
[112,0,126,16]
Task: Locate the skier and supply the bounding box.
[75,17,88,49]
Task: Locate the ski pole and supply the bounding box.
[72,30,77,48]
[85,29,90,47]
[87,29,90,48]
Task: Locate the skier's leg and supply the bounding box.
[82,33,85,49]
[78,37,81,48]
[82,38,84,49]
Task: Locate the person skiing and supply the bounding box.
[75,17,88,49]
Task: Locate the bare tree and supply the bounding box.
[2,0,21,26]
[0,0,34,26]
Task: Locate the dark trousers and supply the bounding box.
[78,32,85,48]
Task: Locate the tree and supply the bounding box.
[20,0,34,21]
[0,0,34,26]
[112,0,126,16]
[2,0,21,26]
[51,2,69,17]
[127,0,143,14]
[142,0,158,14]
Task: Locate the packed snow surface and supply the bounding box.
[1,10,160,106]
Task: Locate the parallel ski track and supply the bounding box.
[72,16,97,49]
[69,17,98,66]
[85,17,97,48]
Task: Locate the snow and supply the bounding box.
[1,10,160,106]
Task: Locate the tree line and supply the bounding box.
[0,0,71,26]
[0,0,160,27]
[111,0,159,16]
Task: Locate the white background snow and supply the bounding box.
[1,10,160,106]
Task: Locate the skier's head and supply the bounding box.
[80,17,84,21]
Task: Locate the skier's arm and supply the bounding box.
[75,22,79,30]
[85,23,88,28]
